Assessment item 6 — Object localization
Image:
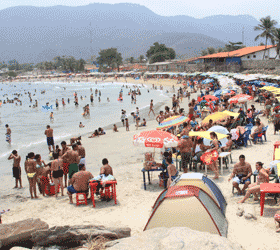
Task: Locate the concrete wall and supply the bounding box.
[242,60,280,69]
[241,47,278,61]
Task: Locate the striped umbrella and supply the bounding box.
[228,94,253,104]
[156,116,189,130]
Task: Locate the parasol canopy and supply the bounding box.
[228,94,253,104]
[133,130,179,148]
[197,95,219,103]
[189,131,228,140]
[201,112,230,125]
[156,116,189,130]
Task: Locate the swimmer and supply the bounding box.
[79,122,85,128]
[50,112,54,121]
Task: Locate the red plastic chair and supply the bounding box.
[100,181,117,205]
[76,193,88,206]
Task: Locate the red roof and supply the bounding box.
[199,45,276,59]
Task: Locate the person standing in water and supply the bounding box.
[90,93,94,103]
[45,125,55,152]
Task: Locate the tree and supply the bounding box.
[201,49,208,56]
[146,42,176,63]
[129,57,134,64]
[224,42,245,52]
[217,47,223,53]
[259,42,265,46]
[254,16,277,59]
[273,28,280,59]
[139,55,145,63]
[97,48,123,71]
[8,71,17,77]
[207,47,215,54]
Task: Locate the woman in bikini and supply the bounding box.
[238,162,269,203]
[206,132,220,179]
[35,154,48,196]
[24,152,38,199]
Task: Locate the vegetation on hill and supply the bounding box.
[146,42,176,63]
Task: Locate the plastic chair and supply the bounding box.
[76,193,88,206]
[262,125,268,141]
[242,130,252,147]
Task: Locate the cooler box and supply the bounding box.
[45,184,60,196]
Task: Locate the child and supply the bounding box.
[125,118,129,131]
[50,112,54,121]
[113,124,118,132]
[79,122,85,128]
[139,118,147,127]
[121,112,126,127]
[274,210,280,232]
[166,158,178,188]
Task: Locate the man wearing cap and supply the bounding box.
[177,135,193,173]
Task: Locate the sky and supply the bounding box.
[1,0,280,22]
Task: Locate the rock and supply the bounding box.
[10,247,31,250]
[31,225,131,247]
[236,207,244,217]
[0,218,49,248]
[244,205,257,220]
[106,227,243,250]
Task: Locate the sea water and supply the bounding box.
[0,80,170,180]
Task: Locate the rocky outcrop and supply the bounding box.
[106,227,243,250]
[0,218,49,248]
[31,225,131,247]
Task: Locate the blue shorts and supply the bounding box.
[47,137,54,146]
[232,176,250,184]
[67,185,77,194]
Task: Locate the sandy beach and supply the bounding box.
[2,78,280,249]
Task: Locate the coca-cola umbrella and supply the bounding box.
[228,94,253,104]
[197,95,219,103]
[133,130,179,148]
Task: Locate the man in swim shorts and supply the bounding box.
[67,164,93,204]
[44,125,54,152]
[5,124,11,144]
[62,143,80,182]
[61,141,70,187]
[8,150,22,188]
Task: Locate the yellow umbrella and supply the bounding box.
[202,112,230,125]
[260,86,275,90]
[222,110,239,118]
[189,131,228,140]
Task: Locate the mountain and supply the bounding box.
[0,3,268,63]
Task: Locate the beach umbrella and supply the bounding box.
[222,110,239,118]
[156,116,189,130]
[189,131,228,140]
[204,125,229,147]
[228,94,253,104]
[201,112,230,125]
[133,130,179,148]
[197,95,219,103]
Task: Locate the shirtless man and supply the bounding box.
[25,152,38,199]
[61,141,70,187]
[5,124,11,144]
[62,144,80,181]
[177,135,193,173]
[70,136,81,145]
[8,150,22,188]
[77,141,86,166]
[228,154,252,195]
[188,103,195,120]
[44,125,54,152]
[156,111,165,125]
[67,164,93,204]
[36,161,51,197]
[51,153,64,197]
[166,158,177,188]
[148,99,155,116]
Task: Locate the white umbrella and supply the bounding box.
[204,125,229,147]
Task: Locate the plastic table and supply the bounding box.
[141,168,166,190]
[260,183,280,216]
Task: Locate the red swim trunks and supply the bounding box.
[41,176,49,185]
[63,162,70,174]
[188,114,194,120]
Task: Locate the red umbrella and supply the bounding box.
[228,94,253,104]
[198,95,219,102]
[133,130,179,148]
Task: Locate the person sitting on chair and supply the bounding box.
[228,154,252,195]
[250,120,262,143]
[67,164,93,204]
[221,134,233,152]
[238,162,269,203]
